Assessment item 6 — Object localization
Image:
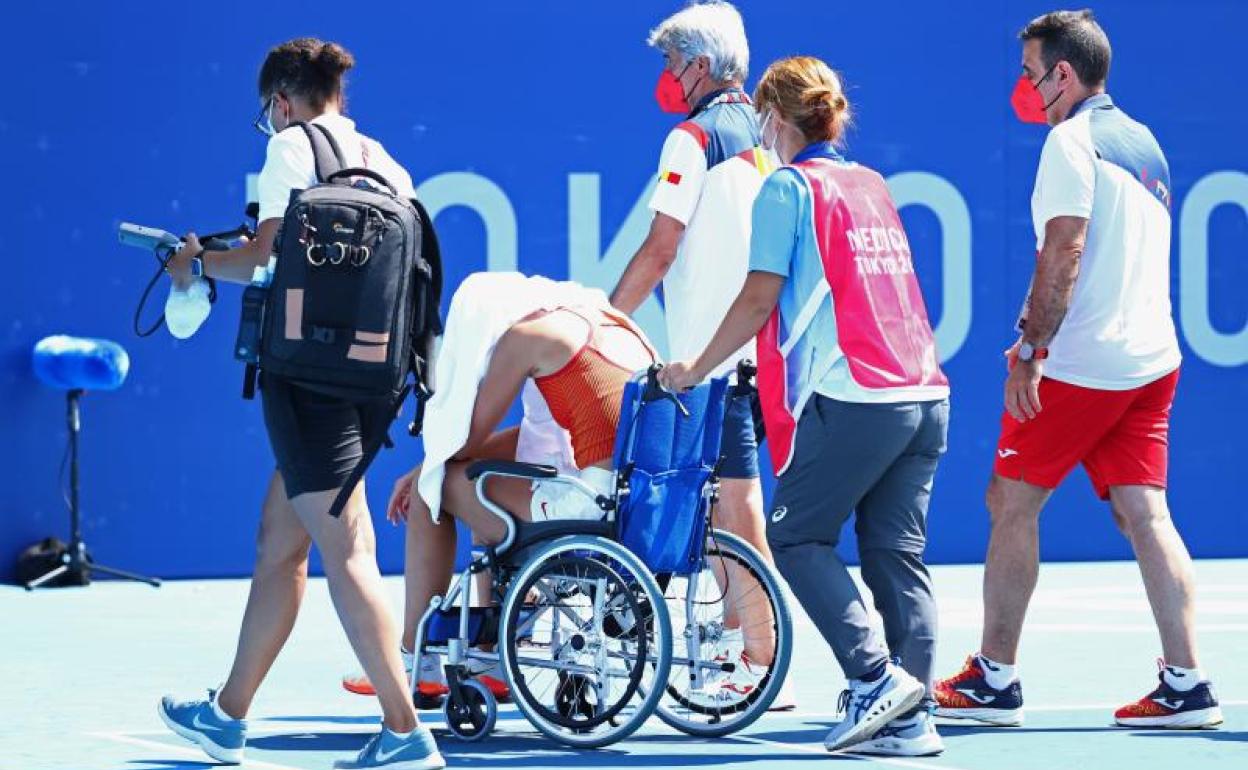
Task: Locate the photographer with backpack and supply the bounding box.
[158,39,446,770]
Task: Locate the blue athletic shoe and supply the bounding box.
[333,724,446,770]
[157,690,246,764]
[824,662,926,753]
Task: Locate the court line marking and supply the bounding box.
[91,731,304,770]
[777,698,1248,721]
[938,623,1248,633]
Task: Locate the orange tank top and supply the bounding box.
[534,307,656,468]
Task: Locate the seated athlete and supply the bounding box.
[344,273,657,700]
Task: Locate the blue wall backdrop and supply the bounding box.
[3,1,1245,582]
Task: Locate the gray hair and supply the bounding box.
[648,1,749,83]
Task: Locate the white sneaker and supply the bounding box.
[824,663,926,753]
[703,627,796,711]
[851,710,944,756]
[687,628,744,706]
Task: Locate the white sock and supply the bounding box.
[977,653,1018,691]
[400,647,415,670]
[386,726,415,739]
[1162,663,1204,692]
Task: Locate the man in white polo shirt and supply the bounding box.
[934,9,1222,730]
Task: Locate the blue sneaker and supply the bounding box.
[824,662,926,753]
[157,690,246,764]
[333,724,446,770]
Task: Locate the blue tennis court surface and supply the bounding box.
[6,559,1244,769]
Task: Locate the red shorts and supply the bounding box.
[993,369,1179,499]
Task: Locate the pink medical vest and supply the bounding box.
[756,158,947,474]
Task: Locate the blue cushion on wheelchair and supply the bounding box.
[32,335,130,391]
[612,376,730,573]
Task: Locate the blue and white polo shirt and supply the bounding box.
[648,87,772,374]
[1030,93,1181,390]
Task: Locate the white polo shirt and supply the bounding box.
[1029,94,1181,391]
[648,89,770,375]
[256,113,416,223]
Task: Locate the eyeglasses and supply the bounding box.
[253,97,275,137]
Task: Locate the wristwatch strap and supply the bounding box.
[190,249,206,278]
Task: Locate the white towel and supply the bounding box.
[417,272,611,522]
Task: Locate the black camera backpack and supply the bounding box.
[243,122,442,515]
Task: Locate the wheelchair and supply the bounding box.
[412,363,791,747]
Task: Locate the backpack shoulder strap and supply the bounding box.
[412,198,444,336]
[295,122,346,183]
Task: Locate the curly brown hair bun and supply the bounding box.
[258,38,355,110]
[754,56,852,146]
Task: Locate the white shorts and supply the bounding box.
[530,466,614,522]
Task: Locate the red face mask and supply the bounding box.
[655,62,697,114]
[1010,65,1060,125]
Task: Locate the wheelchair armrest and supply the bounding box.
[465,460,559,481]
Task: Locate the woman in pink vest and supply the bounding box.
[660,56,950,757]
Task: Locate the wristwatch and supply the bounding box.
[189,250,206,279]
[1018,341,1049,363]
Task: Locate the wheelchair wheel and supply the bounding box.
[443,678,497,742]
[499,535,672,748]
[654,529,793,737]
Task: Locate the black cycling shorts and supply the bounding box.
[261,375,390,499]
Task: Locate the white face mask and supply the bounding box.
[758,109,784,165]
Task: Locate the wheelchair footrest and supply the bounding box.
[425,605,537,646]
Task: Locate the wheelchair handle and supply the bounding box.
[735,359,758,391]
[645,364,691,417]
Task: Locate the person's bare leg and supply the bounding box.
[401,429,520,649]
[979,475,1052,664]
[217,472,311,719]
[1109,485,1199,668]
[439,461,533,545]
[293,481,418,732]
[401,488,457,652]
[715,477,776,663]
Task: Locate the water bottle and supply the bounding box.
[165,278,212,339]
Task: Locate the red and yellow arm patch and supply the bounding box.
[660,170,683,185]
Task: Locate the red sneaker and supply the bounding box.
[1114,660,1223,729]
[933,655,1024,726]
[341,655,450,705]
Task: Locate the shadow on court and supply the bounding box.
[1128,730,1248,743]
[125,761,218,770]
[247,729,824,766]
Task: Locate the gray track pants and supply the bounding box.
[766,395,949,707]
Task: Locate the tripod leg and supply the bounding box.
[87,562,162,588]
[25,565,69,591]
